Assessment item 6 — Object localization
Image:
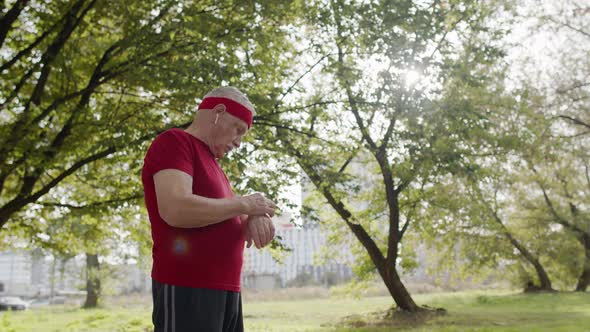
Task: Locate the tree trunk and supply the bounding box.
[530,258,553,291]
[50,256,56,298]
[377,264,419,312]
[575,258,590,292]
[504,232,553,291]
[490,211,553,291]
[345,220,420,312]
[284,133,422,312]
[575,235,590,292]
[83,253,100,308]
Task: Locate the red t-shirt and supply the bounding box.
[141,128,244,291]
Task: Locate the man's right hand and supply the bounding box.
[241,193,275,217]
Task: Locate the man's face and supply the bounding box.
[210,112,249,159]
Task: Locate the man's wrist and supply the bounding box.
[233,196,249,215]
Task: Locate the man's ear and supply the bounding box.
[213,103,226,114]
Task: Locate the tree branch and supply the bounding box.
[0,13,60,73]
[0,38,129,179]
[38,193,143,210]
[338,148,360,174]
[285,137,386,268]
[399,218,410,240]
[332,5,402,266]
[378,114,397,155]
[0,146,115,229]
[0,0,96,170]
[279,53,336,103]
[0,61,40,111]
[254,119,334,144]
[0,156,25,197]
[30,0,97,106]
[0,113,186,231]
[426,3,468,61]
[558,115,590,130]
[535,179,587,235]
[0,0,29,49]
[36,34,119,172]
[556,81,590,94]
[546,16,590,38]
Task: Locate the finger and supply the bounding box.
[251,224,260,249]
[248,217,257,248]
[267,220,275,245]
[253,221,262,249]
[265,206,275,217]
[257,206,270,216]
[265,198,276,209]
[243,220,250,235]
[261,220,270,247]
[262,199,274,216]
[269,220,275,241]
[244,226,252,248]
[265,219,273,246]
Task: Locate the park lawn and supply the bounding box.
[0,290,588,332]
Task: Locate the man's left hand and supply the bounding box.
[244,215,275,249]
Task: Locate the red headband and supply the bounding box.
[198,96,253,128]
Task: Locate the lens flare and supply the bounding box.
[172,237,189,255]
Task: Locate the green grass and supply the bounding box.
[1,291,588,331]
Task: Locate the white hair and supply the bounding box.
[203,86,256,116]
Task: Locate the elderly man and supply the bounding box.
[142,86,276,332]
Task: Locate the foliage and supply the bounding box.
[0,0,301,232]
[0,0,303,305]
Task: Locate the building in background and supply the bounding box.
[242,213,353,289]
[0,250,89,297]
[0,250,149,297]
[0,251,32,296]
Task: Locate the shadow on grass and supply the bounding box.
[328,292,590,332]
[329,305,447,330]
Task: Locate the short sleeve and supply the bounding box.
[143,130,194,177]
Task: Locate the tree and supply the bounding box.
[512,0,590,291]
[0,0,300,234]
[1,0,303,307]
[423,156,557,291]
[264,0,507,312]
[522,139,590,291]
[421,0,590,293]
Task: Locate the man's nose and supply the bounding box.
[233,137,241,148]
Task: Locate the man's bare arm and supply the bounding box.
[154,169,275,228]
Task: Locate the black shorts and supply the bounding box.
[152,279,244,332]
